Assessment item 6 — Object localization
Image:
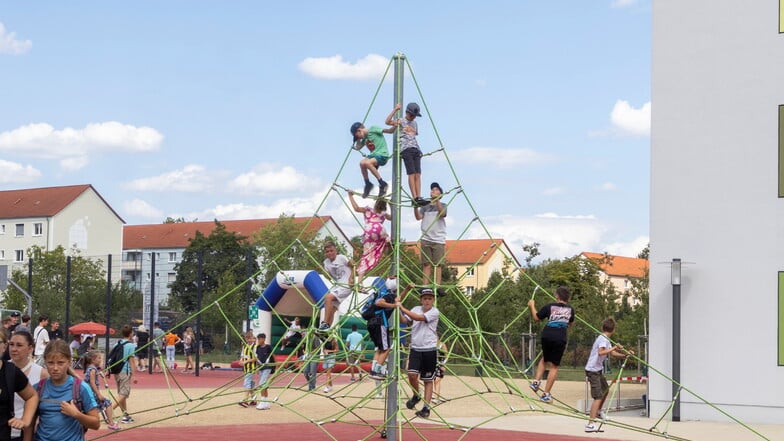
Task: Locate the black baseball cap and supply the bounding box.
[430,182,443,194]
[420,288,435,297]
[10,312,20,317]
[350,122,363,141]
[406,102,422,117]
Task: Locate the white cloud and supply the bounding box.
[450,147,552,168]
[467,213,605,263]
[123,165,224,193]
[298,54,389,80]
[183,190,334,222]
[0,22,32,55]
[602,235,649,257]
[0,122,163,171]
[610,100,650,136]
[123,198,164,219]
[0,159,41,183]
[611,0,637,7]
[596,181,616,191]
[229,164,321,195]
[542,187,564,196]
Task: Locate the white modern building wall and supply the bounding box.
[650,1,784,423]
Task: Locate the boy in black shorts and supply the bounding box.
[385,102,429,206]
[527,286,574,402]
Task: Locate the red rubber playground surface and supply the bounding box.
[86,369,625,441]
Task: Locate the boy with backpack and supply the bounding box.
[365,276,413,380]
[110,325,138,423]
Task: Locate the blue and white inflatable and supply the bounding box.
[253,270,381,338]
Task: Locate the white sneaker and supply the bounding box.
[585,423,599,433]
[255,402,270,410]
[323,386,332,393]
[598,410,610,422]
[375,392,383,399]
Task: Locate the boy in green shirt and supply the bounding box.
[350,121,395,198]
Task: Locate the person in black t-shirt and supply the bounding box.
[527,286,575,403]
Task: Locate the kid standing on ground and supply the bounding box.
[345,324,364,382]
[239,331,258,407]
[386,102,429,206]
[350,120,395,198]
[254,333,275,410]
[319,242,353,331]
[36,339,100,440]
[398,288,440,419]
[83,351,120,430]
[527,286,575,403]
[584,318,631,433]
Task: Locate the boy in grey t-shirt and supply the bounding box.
[386,102,429,206]
[398,288,440,419]
[414,182,447,285]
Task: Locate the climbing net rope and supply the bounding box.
[93,54,772,441]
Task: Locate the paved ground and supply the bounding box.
[82,368,781,441]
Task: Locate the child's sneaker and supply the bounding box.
[107,423,121,431]
[362,182,374,198]
[378,180,388,197]
[369,367,385,380]
[599,410,610,422]
[256,401,270,410]
[585,423,599,433]
[540,392,552,403]
[323,386,333,393]
[405,394,421,410]
[415,406,430,418]
[318,322,330,331]
[120,415,135,423]
[529,380,540,392]
[414,197,430,207]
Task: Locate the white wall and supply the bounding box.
[650,1,784,423]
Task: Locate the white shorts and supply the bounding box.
[331,287,352,303]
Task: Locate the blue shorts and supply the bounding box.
[368,152,389,167]
[258,368,272,387]
[243,372,256,389]
[322,356,335,370]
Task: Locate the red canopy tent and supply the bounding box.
[68,322,115,335]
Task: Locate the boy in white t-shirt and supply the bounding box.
[318,242,353,331]
[584,318,631,433]
[280,317,301,349]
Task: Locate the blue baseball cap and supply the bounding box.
[406,102,422,117]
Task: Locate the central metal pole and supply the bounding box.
[671,258,681,422]
[385,51,405,441]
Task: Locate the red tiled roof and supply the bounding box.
[123,216,334,249]
[0,184,124,222]
[406,238,521,267]
[581,252,648,278]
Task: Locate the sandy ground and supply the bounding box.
[128,374,646,428]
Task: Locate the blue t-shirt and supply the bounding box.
[345,331,363,351]
[121,339,137,373]
[35,376,98,441]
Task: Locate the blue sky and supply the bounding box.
[0,1,651,263]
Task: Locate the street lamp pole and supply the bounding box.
[671,258,682,422]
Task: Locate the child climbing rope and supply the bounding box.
[348,189,391,279]
[350,118,395,198]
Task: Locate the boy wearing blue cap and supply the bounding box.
[350,115,395,198]
[386,102,429,206]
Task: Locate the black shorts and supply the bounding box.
[407,349,437,382]
[368,317,390,351]
[401,148,422,175]
[541,337,567,366]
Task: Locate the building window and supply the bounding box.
[0,250,5,260]
[780,106,784,196]
[169,252,177,262]
[465,286,475,297]
[14,250,24,262]
[779,272,784,365]
[33,223,43,236]
[466,267,475,277]
[14,224,23,237]
[0,225,5,234]
[168,272,176,284]
[146,273,151,281]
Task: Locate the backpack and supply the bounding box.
[37,376,88,433]
[360,289,381,320]
[107,340,129,375]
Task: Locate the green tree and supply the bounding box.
[4,246,140,327]
[169,221,258,319]
[251,214,326,284]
